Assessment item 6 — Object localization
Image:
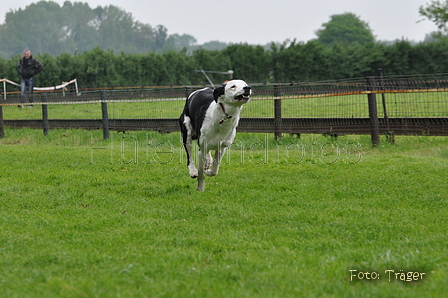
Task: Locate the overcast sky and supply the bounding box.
[0,0,439,44]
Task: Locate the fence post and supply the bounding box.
[378,68,394,143]
[42,93,49,136]
[274,85,282,140]
[101,90,110,140]
[0,105,4,138]
[3,79,6,100]
[366,77,380,146]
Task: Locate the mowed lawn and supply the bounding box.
[0,129,447,297]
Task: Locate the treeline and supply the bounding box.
[0,1,199,58]
[1,39,448,88]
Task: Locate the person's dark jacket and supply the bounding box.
[17,56,43,79]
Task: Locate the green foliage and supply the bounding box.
[271,40,330,82]
[0,1,172,58]
[413,37,448,73]
[1,1,76,56]
[163,33,198,52]
[163,50,196,85]
[37,53,61,86]
[0,130,447,297]
[196,40,230,51]
[61,1,97,52]
[2,37,448,87]
[2,2,448,87]
[223,44,271,82]
[0,40,447,87]
[0,21,448,88]
[316,13,375,46]
[419,0,448,33]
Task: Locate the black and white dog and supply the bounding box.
[179,80,252,191]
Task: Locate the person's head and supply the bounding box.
[23,50,31,59]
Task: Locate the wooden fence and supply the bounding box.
[1,73,447,145]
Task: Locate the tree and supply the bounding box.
[0,1,72,56]
[419,0,448,33]
[316,13,375,46]
[154,25,168,51]
[61,1,98,53]
[223,44,271,82]
[0,1,176,58]
[198,41,229,51]
[270,39,331,82]
[163,34,197,52]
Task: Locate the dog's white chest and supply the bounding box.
[200,103,239,149]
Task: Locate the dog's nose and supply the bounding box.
[243,86,251,90]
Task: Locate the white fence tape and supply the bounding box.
[1,78,79,99]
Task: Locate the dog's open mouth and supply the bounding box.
[234,92,251,102]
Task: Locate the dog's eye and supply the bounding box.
[230,85,236,89]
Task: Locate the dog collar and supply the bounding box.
[219,102,232,124]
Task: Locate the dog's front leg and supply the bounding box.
[204,151,213,171]
[196,150,206,191]
[205,148,226,177]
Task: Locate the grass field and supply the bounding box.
[0,128,447,297]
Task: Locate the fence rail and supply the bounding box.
[1,73,447,143]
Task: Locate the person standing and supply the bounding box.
[17,50,43,108]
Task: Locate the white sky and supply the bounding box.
[0,0,439,44]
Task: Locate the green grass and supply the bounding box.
[0,129,447,297]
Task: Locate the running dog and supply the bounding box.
[179,80,252,191]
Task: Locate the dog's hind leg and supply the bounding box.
[181,116,198,178]
[186,144,198,178]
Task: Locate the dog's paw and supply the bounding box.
[205,169,217,177]
[196,183,205,192]
[190,170,198,178]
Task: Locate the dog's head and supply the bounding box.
[213,79,252,104]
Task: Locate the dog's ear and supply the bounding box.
[213,85,225,102]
